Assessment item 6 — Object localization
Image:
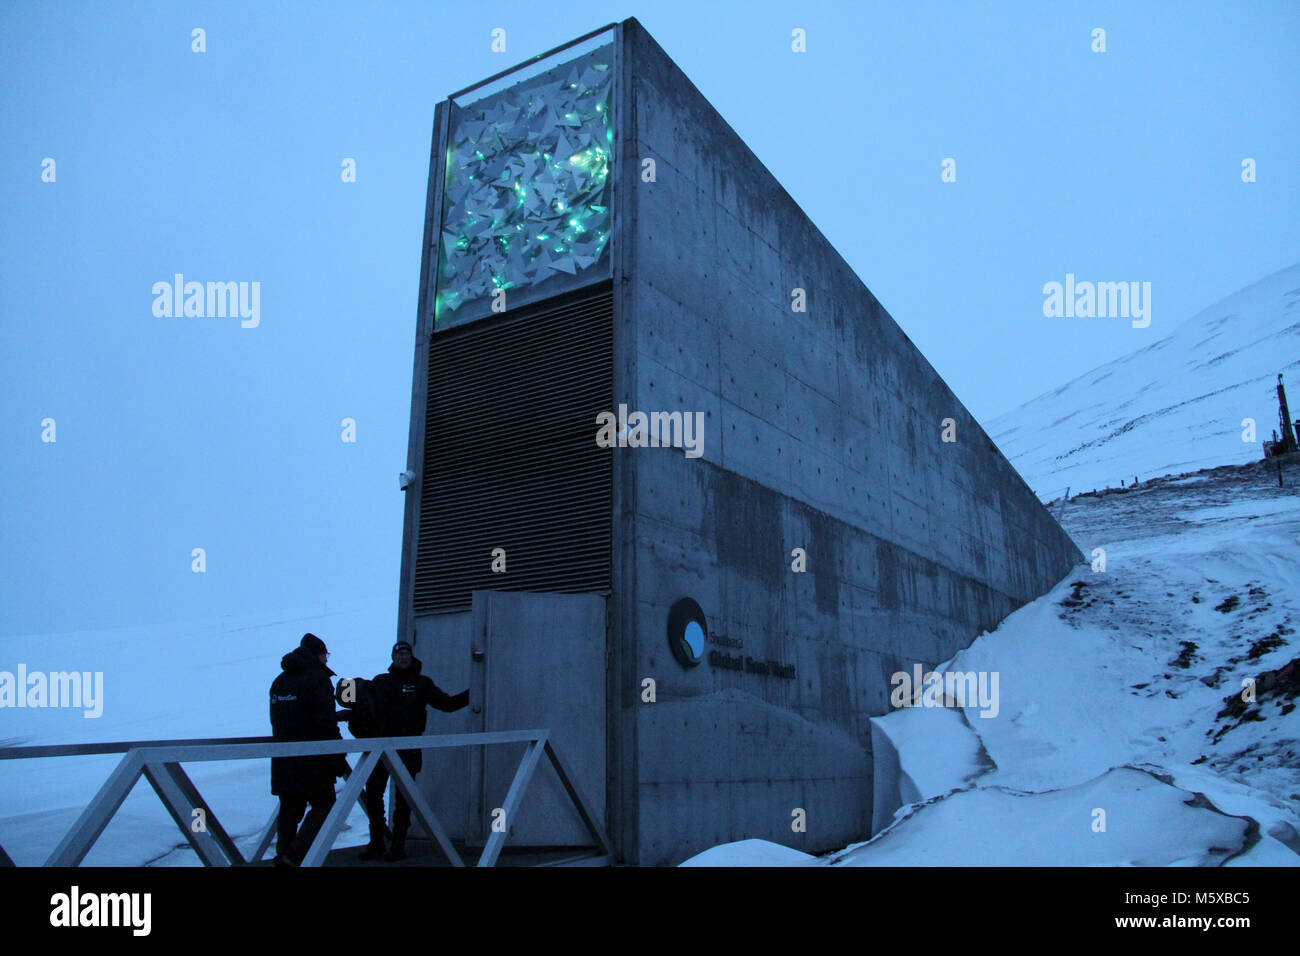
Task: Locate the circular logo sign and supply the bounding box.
[667,598,707,667]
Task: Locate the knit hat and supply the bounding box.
[300,633,328,656]
[392,641,413,658]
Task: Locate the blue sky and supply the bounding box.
[2,1,1297,636]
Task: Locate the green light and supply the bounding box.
[437,43,614,323]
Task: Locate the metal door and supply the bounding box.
[467,590,606,847]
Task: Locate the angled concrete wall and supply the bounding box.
[402,19,1082,867]
[620,19,1082,864]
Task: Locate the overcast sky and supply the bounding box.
[2,1,1297,637]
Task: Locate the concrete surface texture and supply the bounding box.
[620,19,1082,864]
[402,19,1082,866]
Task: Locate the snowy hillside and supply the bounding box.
[989,263,1300,498]
[0,599,394,866]
[685,459,1300,866]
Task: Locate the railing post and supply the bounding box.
[542,738,613,858]
[380,749,464,867]
[167,762,246,864]
[45,750,146,867]
[477,734,547,868]
[297,749,380,868]
[250,807,279,865]
[141,761,233,867]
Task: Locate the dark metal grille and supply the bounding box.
[414,283,614,613]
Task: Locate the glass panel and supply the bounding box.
[683,620,705,658]
[436,41,614,327]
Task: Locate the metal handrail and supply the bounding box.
[0,735,275,760]
[0,731,611,869]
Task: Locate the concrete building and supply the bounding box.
[395,18,1082,865]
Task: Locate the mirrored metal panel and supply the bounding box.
[436,40,614,328]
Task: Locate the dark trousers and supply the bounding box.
[277,786,336,861]
[365,750,420,844]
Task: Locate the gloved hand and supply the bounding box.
[334,754,351,779]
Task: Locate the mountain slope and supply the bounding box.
[989,263,1300,498]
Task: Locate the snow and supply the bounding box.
[869,704,992,834]
[866,464,1300,866]
[988,261,1300,498]
[679,838,816,867]
[684,459,1300,866]
[832,767,1253,867]
[0,598,393,865]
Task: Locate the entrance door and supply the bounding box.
[466,590,606,847]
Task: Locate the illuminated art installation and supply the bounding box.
[436,44,614,324]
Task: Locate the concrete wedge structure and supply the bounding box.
[396,18,1083,866]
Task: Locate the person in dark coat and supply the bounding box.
[350,641,468,861]
[269,633,347,866]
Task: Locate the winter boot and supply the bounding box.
[359,818,387,860]
[384,837,407,862]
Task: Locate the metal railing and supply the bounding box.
[0,731,611,868]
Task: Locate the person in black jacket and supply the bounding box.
[356,641,468,861]
[269,633,347,867]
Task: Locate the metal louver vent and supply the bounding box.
[414,283,614,613]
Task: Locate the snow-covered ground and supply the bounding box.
[684,459,1300,866]
[0,597,395,865]
[988,262,1300,499]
